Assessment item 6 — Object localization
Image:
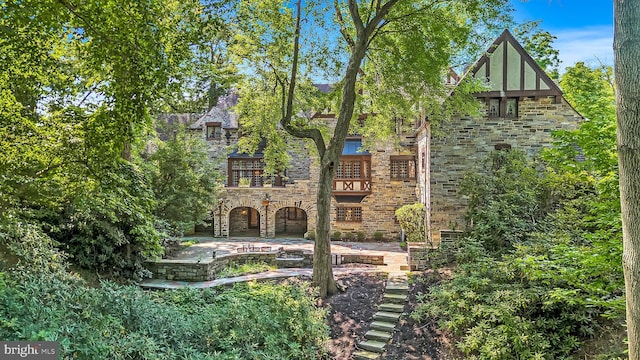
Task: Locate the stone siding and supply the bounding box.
[428,96,581,243]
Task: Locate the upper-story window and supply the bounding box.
[488,98,500,117]
[390,156,416,180]
[487,98,519,118]
[506,98,518,117]
[228,159,263,186]
[206,122,222,140]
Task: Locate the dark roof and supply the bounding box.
[314,83,333,94]
[190,92,239,130]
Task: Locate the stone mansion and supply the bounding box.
[180,29,582,243]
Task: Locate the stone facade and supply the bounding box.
[190,29,583,247]
[415,30,583,244]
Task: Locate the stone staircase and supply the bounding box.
[353,274,409,360]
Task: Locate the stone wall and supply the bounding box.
[147,250,382,281]
[428,96,582,243]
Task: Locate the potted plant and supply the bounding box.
[263,177,272,188]
[238,177,251,188]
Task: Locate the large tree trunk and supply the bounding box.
[615,1,640,358]
[313,161,338,297]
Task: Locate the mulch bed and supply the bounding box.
[324,271,460,360]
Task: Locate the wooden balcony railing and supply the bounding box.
[332,178,372,195]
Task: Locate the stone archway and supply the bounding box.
[275,207,308,236]
[228,206,260,237]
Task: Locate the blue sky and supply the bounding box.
[511,0,614,73]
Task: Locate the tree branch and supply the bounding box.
[334,0,355,49]
[56,0,112,42]
[280,0,327,158]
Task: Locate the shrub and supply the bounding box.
[356,231,365,241]
[331,231,341,240]
[373,231,384,241]
[395,204,426,243]
[460,150,545,252]
[413,150,625,359]
[343,232,354,241]
[304,230,316,240]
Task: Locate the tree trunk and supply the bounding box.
[313,161,338,297]
[615,1,640,358]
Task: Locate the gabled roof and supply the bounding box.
[469,29,562,97]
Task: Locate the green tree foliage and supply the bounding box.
[514,20,561,79]
[0,224,328,359]
[146,127,221,233]
[414,150,624,359]
[550,62,617,191]
[231,0,511,297]
[0,0,223,276]
[395,204,426,243]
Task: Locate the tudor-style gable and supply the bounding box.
[471,29,562,99]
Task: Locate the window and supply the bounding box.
[506,98,518,117]
[229,159,264,186]
[336,158,369,179]
[336,207,362,222]
[206,122,222,140]
[390,156,416,180]
[488,98,500,117]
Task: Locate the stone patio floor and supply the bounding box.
[140,235,409,290]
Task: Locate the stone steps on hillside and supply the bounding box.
[358,339,388,353]
[353,350,380,360]
[382,293,406,304]
[370,320,396,332]
[379,303,404,312]
[354,272,409,359]
[365,329,393,342]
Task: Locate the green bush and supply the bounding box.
[331,231,341,240]
[305,230,316,240]
[460,150,546,252]
[343,232,354,241]
[356,231,365,241]
[373,231,384,241]
[413,150,624,359]
[48,162,162,280]
[395,203,426,243]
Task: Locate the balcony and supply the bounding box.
[332,178,372,196]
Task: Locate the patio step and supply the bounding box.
[383,293,406,304]
[373,311,401,322]
[358,340,387,353]
[365,329,393,342]
[370,320,396,332]
[353,350,380,360]
[379,303,404,313]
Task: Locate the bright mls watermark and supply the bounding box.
[1,341,58,359]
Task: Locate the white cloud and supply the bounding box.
[553,25,614,72]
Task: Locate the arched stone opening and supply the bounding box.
[228,206,260,237]
[275,207,308,237]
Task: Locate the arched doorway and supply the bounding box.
[229,207,260,237]
[275,207,308,237]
